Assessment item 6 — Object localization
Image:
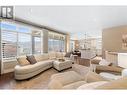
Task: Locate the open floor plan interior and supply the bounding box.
[1,6,127,90]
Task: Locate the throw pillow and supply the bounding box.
[99,59,111,66]
[26,55,37,64]
[17,57,30,66]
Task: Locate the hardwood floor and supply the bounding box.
[0,68,73,89]
[0,72,14,89]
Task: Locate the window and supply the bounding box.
[18,27,30,33]
[34,37,41,54]
[48,38,54,51]
[60,40,65,52]
[48,32,65,52]
[1,30,17,59]
[33,31,42,54]
[18,33,32,56]
[48,39,65,52]
[1,23,16,31]
[1,23,17,59]
[70,40,75,51]
[53,39,59,52]
[1,21,43,60]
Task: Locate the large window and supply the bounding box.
[18,33,32,56]
[59,40,65,52]
[48,32,65,52]
[53,39,60,52]
[34,37,41,54]
[1,22,17,59]
[1,30,17,58]
[48,39,54,51]
[33,31,42,54]
[1,21,43,60]
[70,40,75,51]
[17,26,32,56]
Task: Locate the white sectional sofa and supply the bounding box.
[48,64,127,89]
[48,64,107,89]
[15,52,72,80]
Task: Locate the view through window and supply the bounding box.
[1,21,43,60]
[33,31,42,54]
[2,30,17,58]
[48,32,65,52]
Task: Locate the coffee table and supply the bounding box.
[53,60,73,71]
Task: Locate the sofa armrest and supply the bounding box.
[72,64,89,76]
[91,56,102,64]
[96,65,123,74]
[95,77,127,89]
[86,71,108,83]
[72,64,107,82]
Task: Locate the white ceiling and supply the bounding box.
[14,6,127,40]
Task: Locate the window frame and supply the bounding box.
[17,32,32,56]
[1,21,43,60]
[48,32,66,52]
[1,29,18,60]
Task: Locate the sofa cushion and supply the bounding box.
[15,60,53,74]
[49,52,56,59]
[26,55,37,64]
[51,71,84,86]
[86,71,107,83]
[17,57,30,66]
[37,60,53,67]
[62,81,86,89]
[77,81,108,89]
[34,55,42,62]
[34,54,49,62]
[99,59,111,66]
[96,65,123,73]
[56,52,65,59]
[72,64,89,77]
[48,79,63,89]
[42,54,49,60]
[48,71,85,89]
[72,64,107,83]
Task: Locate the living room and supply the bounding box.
[1,3,127,93]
